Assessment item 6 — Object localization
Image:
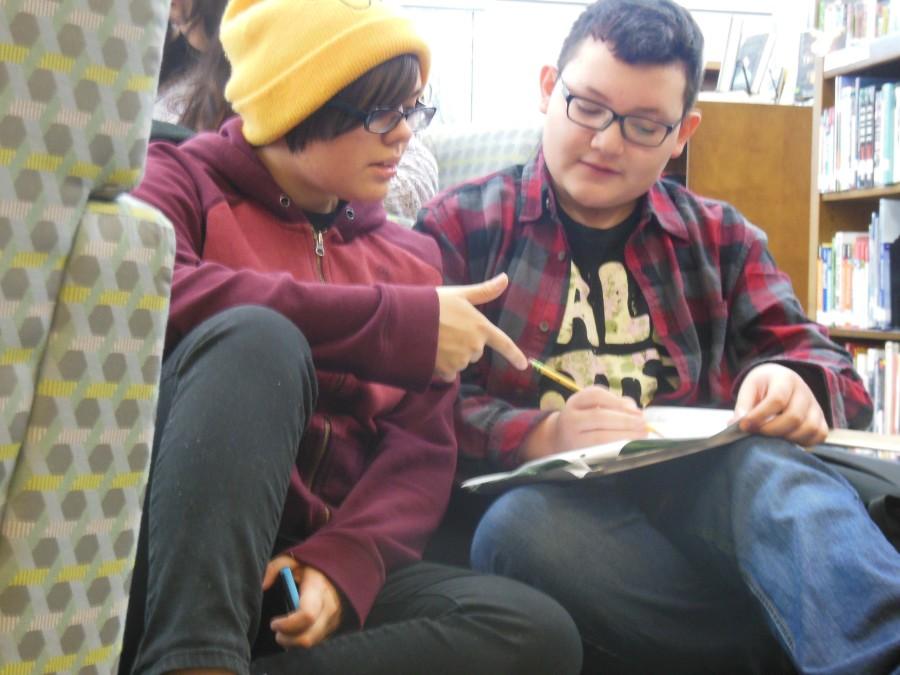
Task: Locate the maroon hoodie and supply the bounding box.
[134,117,457,625]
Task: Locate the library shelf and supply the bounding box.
[810,37,900,341]
[821,184,900,201]
[824,33,900,78]
[827,327,900,342]
[811,37,900,435]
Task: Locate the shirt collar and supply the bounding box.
[519,146,690,241]
[519,148,553,224]
[645,180,691,241]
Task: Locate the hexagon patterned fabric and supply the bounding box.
[0,0,174,672]
[420,123,542,192]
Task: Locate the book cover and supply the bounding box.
[891,238,900,327]
[461,408,745,495]
[460,407,900,495]
[878,199,900,326]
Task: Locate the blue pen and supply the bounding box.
[279,566,300,612]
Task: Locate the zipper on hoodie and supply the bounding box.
[307,416,331,493]
[312,226,326,280]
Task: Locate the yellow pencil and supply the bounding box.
[529,358,664,438]
[529,358,581,393]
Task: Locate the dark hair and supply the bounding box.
[158,0,232,131]
[178,45,232,131]
[158,22,194,86]
[284,54,421,153]
[557,0,704,115]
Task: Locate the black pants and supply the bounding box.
[119,306,581,675]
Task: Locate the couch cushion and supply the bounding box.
[421,123,541,191]
[0,196,174,674]
[0,0,166,512]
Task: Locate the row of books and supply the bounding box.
[847,341,900,434]
[818,77,900,192]
[820,0,900,47]
[815,198,900,328]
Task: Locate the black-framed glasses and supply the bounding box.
[559,79,679,148]
[326,100,437,134]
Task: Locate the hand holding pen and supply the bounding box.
[529,359,663,437]
[520,359,661,462]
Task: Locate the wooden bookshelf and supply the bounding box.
[810,34,900,344]
[687,100,812,307]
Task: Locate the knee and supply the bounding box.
[470,488,556,577]
[217,305,313,370]
[480,576,584,675]
[720,436,861,515]
[169,306,318,423]
[192,306,315,390]
[518,594,584,675]
[726,435,844,487]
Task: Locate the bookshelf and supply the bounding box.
[811,34,900,435]
[810,32,900,341]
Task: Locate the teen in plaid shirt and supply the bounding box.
[416,1,900,672]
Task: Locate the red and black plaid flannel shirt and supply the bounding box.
[415,150,873,470]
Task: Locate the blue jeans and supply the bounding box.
[471,437,900,675]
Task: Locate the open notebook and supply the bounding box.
[461,406,900,495]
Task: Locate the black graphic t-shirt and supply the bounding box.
[539,206,678,411]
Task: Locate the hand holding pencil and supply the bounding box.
[530,359,663,438]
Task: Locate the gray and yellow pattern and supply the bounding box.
[421,123,542,192]
[0,0,174,672]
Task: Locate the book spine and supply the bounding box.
[894,87,900,184]
[877,82,895,185]
[869,211,879,325]
[819,242,830,324]
[854,231,870,327]
[885,341,897,435]
[868,346,884,433]
[862,84,876,187]
[852,77,861,188]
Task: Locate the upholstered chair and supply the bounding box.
[0,0,174,671]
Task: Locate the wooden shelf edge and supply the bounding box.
[821,184,900,201]
[825,33,900,77]
[827,326,900,341]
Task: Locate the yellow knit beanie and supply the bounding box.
[220,0,431,145]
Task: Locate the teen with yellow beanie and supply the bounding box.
[119,1,581,674]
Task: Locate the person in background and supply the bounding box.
[119,1,582,674]
[415,0,900,672]
[155,0,231,132]
[383,132,439,226]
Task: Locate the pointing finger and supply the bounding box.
[483,322,527,370]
